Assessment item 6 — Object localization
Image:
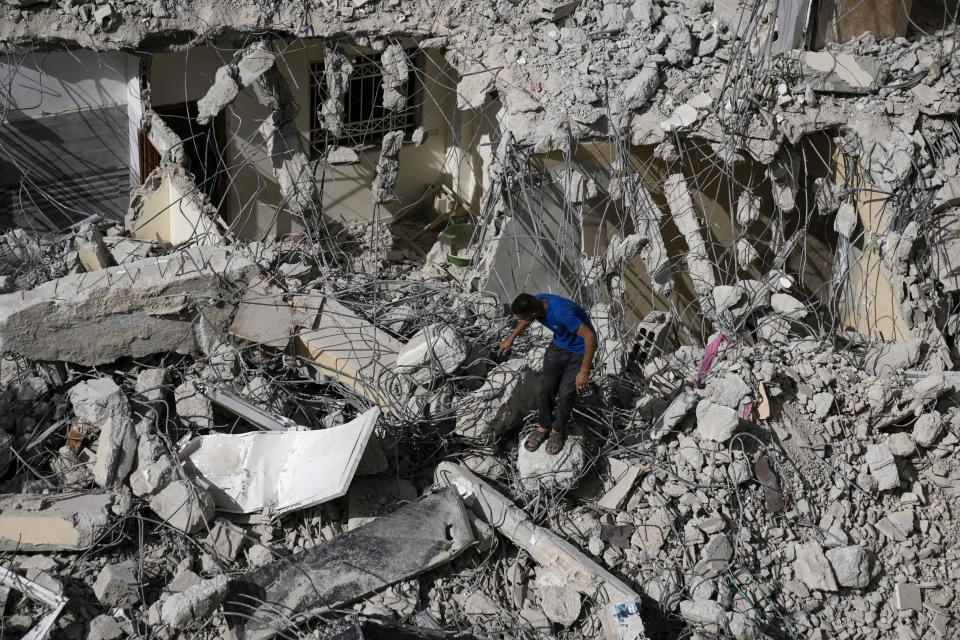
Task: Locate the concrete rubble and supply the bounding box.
[1,0,960,639]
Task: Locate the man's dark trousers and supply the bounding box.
[540,342,583,435]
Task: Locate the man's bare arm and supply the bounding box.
[498,318,532,355]
[575,324,597,393]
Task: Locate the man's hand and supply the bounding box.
[497,338,514,357]
[576,369,589,394]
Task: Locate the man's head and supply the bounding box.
[511,293,542,321]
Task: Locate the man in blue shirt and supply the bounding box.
[497,293,597,455]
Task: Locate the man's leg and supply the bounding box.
[538,345,564,428]
[550,350,583,436]
[527,345,563,451]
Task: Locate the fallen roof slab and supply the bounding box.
[0,493,114,552]
[224,488,474,640]
[228,278,315,349]
[181,407,379,515]
[0,246,256,365]
[295,298,402,406]
[435,463,648,640]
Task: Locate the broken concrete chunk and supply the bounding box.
[0,493,114,551]
[148,479,215,534]
[205,519,247,562]
[236,42,276,87]
[175,381,213,430]
[517,436,586,491]
[793,542,838,592]
[197,66,240,125]
[381,44,409,111]
[736,193,760,227]
[597,458,642,510]
[694,533,732,578]
[92,415,137,489]
[87,614,125,640]
[326,146,360,165]
[225,489,473,640]
[796,51,884,94]
[456,69,494,110]
[161,575,228,630]
[770,293,806,319]
[835,202,857,238]
[863,338,922,377]
[75,224,112,272]
[455,359,540,439]
[865,443,899,491]
[395,324,468,385]
[539,584,581,626]
[93,560,139,607]
[912,411,944,447]
[695,400,739,442]
[680,599,724,625]
[824,545,871,588]
[0,247,254,366]
[69,377,129,426]
[706,374,751,409]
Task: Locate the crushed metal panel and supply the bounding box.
[0,565,68,640]
[229,279,315,349]
[224,488,474,640]
[181,408,379,515]
[295,298,402,406]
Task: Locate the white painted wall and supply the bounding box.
[0,50,135,117]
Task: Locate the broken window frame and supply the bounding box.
[308,50,424,158]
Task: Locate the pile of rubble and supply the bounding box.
[0,214,957,640]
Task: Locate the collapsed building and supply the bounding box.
[1,0,959,638]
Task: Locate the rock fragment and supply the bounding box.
[825,545,871,588]
[93,560,139,607]
[793,542,838,592]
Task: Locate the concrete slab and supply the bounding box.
[181,408,379,515]
[229,279,315,349]
[296,299,402,406]
[224,488,474,640]
[0,493,113,552]
[0,246,255,365]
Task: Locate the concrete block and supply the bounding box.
[148,479,214,534]
[0,493,113,551]
[92,561,139,607]
[865,444,899,491]
[696,400,739,442]
[793,542,838,592]
[161,575,228,629]
[395,324,468,385]
[455,359,540,439]
[517,436,587,491]
[825,545,871,588]
[175,380,213,430]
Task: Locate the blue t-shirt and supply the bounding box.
[535,294,595,354]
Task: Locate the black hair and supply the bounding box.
[511,293,540,316]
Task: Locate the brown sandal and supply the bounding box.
[545,430,566,455]
[524,427,550,452]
